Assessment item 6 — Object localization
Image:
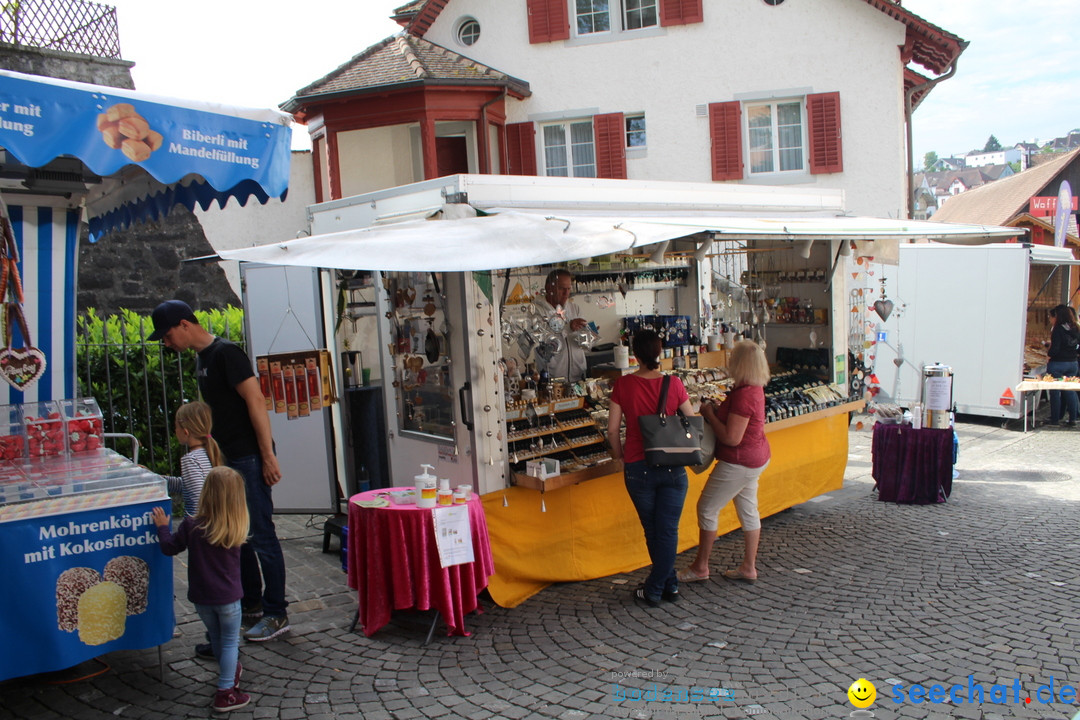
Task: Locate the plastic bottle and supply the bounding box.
[437,478,453,506]
[415,464,437,508]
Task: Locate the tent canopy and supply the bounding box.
[219,205,1025,272]
[0,69,292,237]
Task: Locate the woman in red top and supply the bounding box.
[608,330,696,607]
[679,340,771,584]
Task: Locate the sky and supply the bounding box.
[107,0,403,150]
[105,0,1079,160]
[901,0,1080,162]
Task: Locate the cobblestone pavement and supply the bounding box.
[4,415,1080,720]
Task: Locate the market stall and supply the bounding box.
[220,174,1022,607]
[0,399,171,682]
[0,70,293,678]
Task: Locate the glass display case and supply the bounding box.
[0,449,166,522]
[383,271,456,441]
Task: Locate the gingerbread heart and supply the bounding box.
[0,346,46,390]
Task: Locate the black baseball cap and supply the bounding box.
[148,300,197,341]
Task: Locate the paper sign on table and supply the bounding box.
[432,505,474,568]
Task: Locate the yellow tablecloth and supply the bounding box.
[482,411,849,607]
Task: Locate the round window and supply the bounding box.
[763,0,786,5]
[457,18,480,46]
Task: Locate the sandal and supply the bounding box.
[677,567,710,583]
[721,568,757,584]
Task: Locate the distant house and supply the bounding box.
[923,164,1013,203]
[965,147,1020,169]
[1042,130,1080,155]
[283,0,969,218]
[931,147,1080,248]
[911,173,938,219]
[1015,142,1039,170]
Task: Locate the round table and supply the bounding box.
[346,487,494,638]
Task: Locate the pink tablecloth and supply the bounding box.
[347,488,494,637]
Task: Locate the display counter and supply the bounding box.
[484,404,858,607]
[0,449,172,681]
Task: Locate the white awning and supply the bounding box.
[218,206,1024,272]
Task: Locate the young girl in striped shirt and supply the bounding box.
[165,401,223,516]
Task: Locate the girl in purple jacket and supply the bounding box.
[152,467,250,713]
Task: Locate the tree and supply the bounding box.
[983,135,1002,152]
[923,151,939,171]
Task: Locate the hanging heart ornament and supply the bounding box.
[873,299,894,321]
[0,346,46,390]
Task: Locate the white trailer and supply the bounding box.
[874,243,1080,421]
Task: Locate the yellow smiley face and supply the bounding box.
[847,678,876,708]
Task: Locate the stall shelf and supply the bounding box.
[0,448,172,681]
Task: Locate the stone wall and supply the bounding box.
[78,207,239,315]
[0,43,133,88]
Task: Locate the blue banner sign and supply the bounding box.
[0,71,290,198]
[0,499,173,681]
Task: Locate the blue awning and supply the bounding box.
[0,69,292,237]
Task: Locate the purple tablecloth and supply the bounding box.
[871,424,953,504]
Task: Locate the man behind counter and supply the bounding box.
[534,269,588,383]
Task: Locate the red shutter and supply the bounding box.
[807,91,843,175]
[593,113,627,179]
[660,0,703,27]
[709,101,743,182]
[527,0,570,43]
[505,122,537,176]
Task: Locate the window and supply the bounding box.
[457,18,481,46]
[746,100,805,175]
[624,0,658,30]
[576,0,610,34]
[625,114,646,148]
[543,120,596,177]
[709,92,842,181]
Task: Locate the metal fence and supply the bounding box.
[75,314,243,475]
[0,0,121,59]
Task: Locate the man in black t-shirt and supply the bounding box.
[150,300,290,643]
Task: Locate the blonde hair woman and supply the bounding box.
[153,467,252,712]
[679,340,771,584]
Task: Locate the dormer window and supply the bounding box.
[457,17,481,46]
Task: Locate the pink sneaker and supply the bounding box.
[213,687,250,713]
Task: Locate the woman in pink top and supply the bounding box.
[679,340,771,584]
[608,330,696,607]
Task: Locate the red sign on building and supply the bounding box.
[1030,195,1079,216]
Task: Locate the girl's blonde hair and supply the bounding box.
[727,340,771,387]
[196,467,249,549]
[176,401,224,467]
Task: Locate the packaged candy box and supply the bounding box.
[0,403,26,461]
[59,398,104,454]
[23,401,66,458]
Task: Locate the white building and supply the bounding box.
[284,0,967,219]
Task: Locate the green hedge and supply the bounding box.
[76,306,244,476]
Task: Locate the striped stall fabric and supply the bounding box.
[1,203,80,404]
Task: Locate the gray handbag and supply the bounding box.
[639,375,706,467]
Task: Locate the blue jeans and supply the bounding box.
[623,460,688,600]
[1047,360,1079,423]
[196,600,241,690]
[230,454,288,617]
